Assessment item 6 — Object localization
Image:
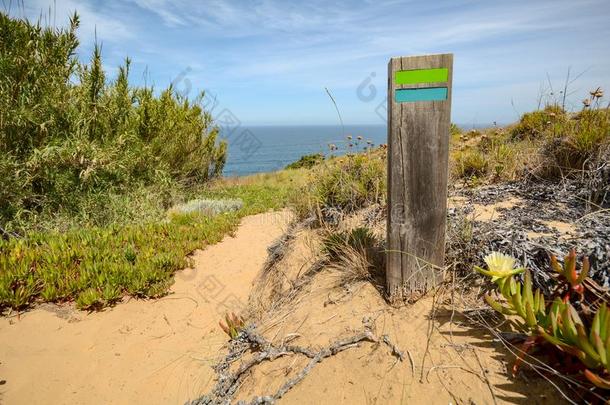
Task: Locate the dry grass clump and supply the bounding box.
[450,126,535,183]
[509,105,566,140]
[291,150,386,222]
[286,148,387,287]
[322,227,384,285]
[452,149,489,179]
[539,108,610,178]
[453,128,539,182]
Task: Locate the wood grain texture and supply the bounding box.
[386,53,453,300]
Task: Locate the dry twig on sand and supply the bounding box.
[188,319,403,405]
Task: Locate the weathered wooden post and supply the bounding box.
[386,53,453,301]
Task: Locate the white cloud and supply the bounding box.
[9,0,134,46]
[6,0,610,124]
[130,0,186,26]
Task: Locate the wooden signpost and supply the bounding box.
[386,53,453,301]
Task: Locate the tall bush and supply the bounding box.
[0,12,227,232]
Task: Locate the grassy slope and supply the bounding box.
[2,102,607,313]
[450,106,610,184]
[0,169,307,312]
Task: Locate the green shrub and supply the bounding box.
[285,153,324,170]
[452,149,489,179]
[540,108,610,176]
[510,105,566,140]
[292,153,386,220]
[0,12,227,233]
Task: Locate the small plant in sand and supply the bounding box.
[475,250,610,390]
[550,249,589,299]
[219,312,246,340]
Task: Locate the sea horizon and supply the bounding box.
[221,122,499,176]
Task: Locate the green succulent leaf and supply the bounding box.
[576,257,590,284]
[484,294,516,315]
[576,324,601,365]
[512,282,526,319]
[593,332,607,368]
[561,304,578,344]
[525,301,537,328]
[524,270,534,306]
[539,327,571,348]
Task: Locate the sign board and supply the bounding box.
[386,53,453,300]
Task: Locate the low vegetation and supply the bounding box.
[291,149,386,221]
[322,227,384,285]
[218,312,246,340]
[0,11,265,312]
[0,169,303,312]
[0,8,308,313]
[285,100,609,398]
[284,153,325,169]
[0,212,237,310]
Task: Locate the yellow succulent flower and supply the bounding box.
[485,252,516,273]
[475,252,524,280]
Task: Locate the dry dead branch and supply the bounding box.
[188,319,404,405]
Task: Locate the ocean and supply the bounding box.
[220,124,387,177]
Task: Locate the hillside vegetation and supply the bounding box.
[0,12,226,235]
[0,12,240,311]
[1,11,608,324]
[285,96,609,398]
[450,104,610,204]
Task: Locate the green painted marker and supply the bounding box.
[395,68,448,85]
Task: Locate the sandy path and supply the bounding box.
[0,210,292,405]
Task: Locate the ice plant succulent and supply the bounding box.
[474,251,610,390]
[538,301,610,388]
[219,312,245,340]
[550,248,589,298]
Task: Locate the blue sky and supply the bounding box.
[8,0,610,125]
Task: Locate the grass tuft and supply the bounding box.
[322,227,384,285]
